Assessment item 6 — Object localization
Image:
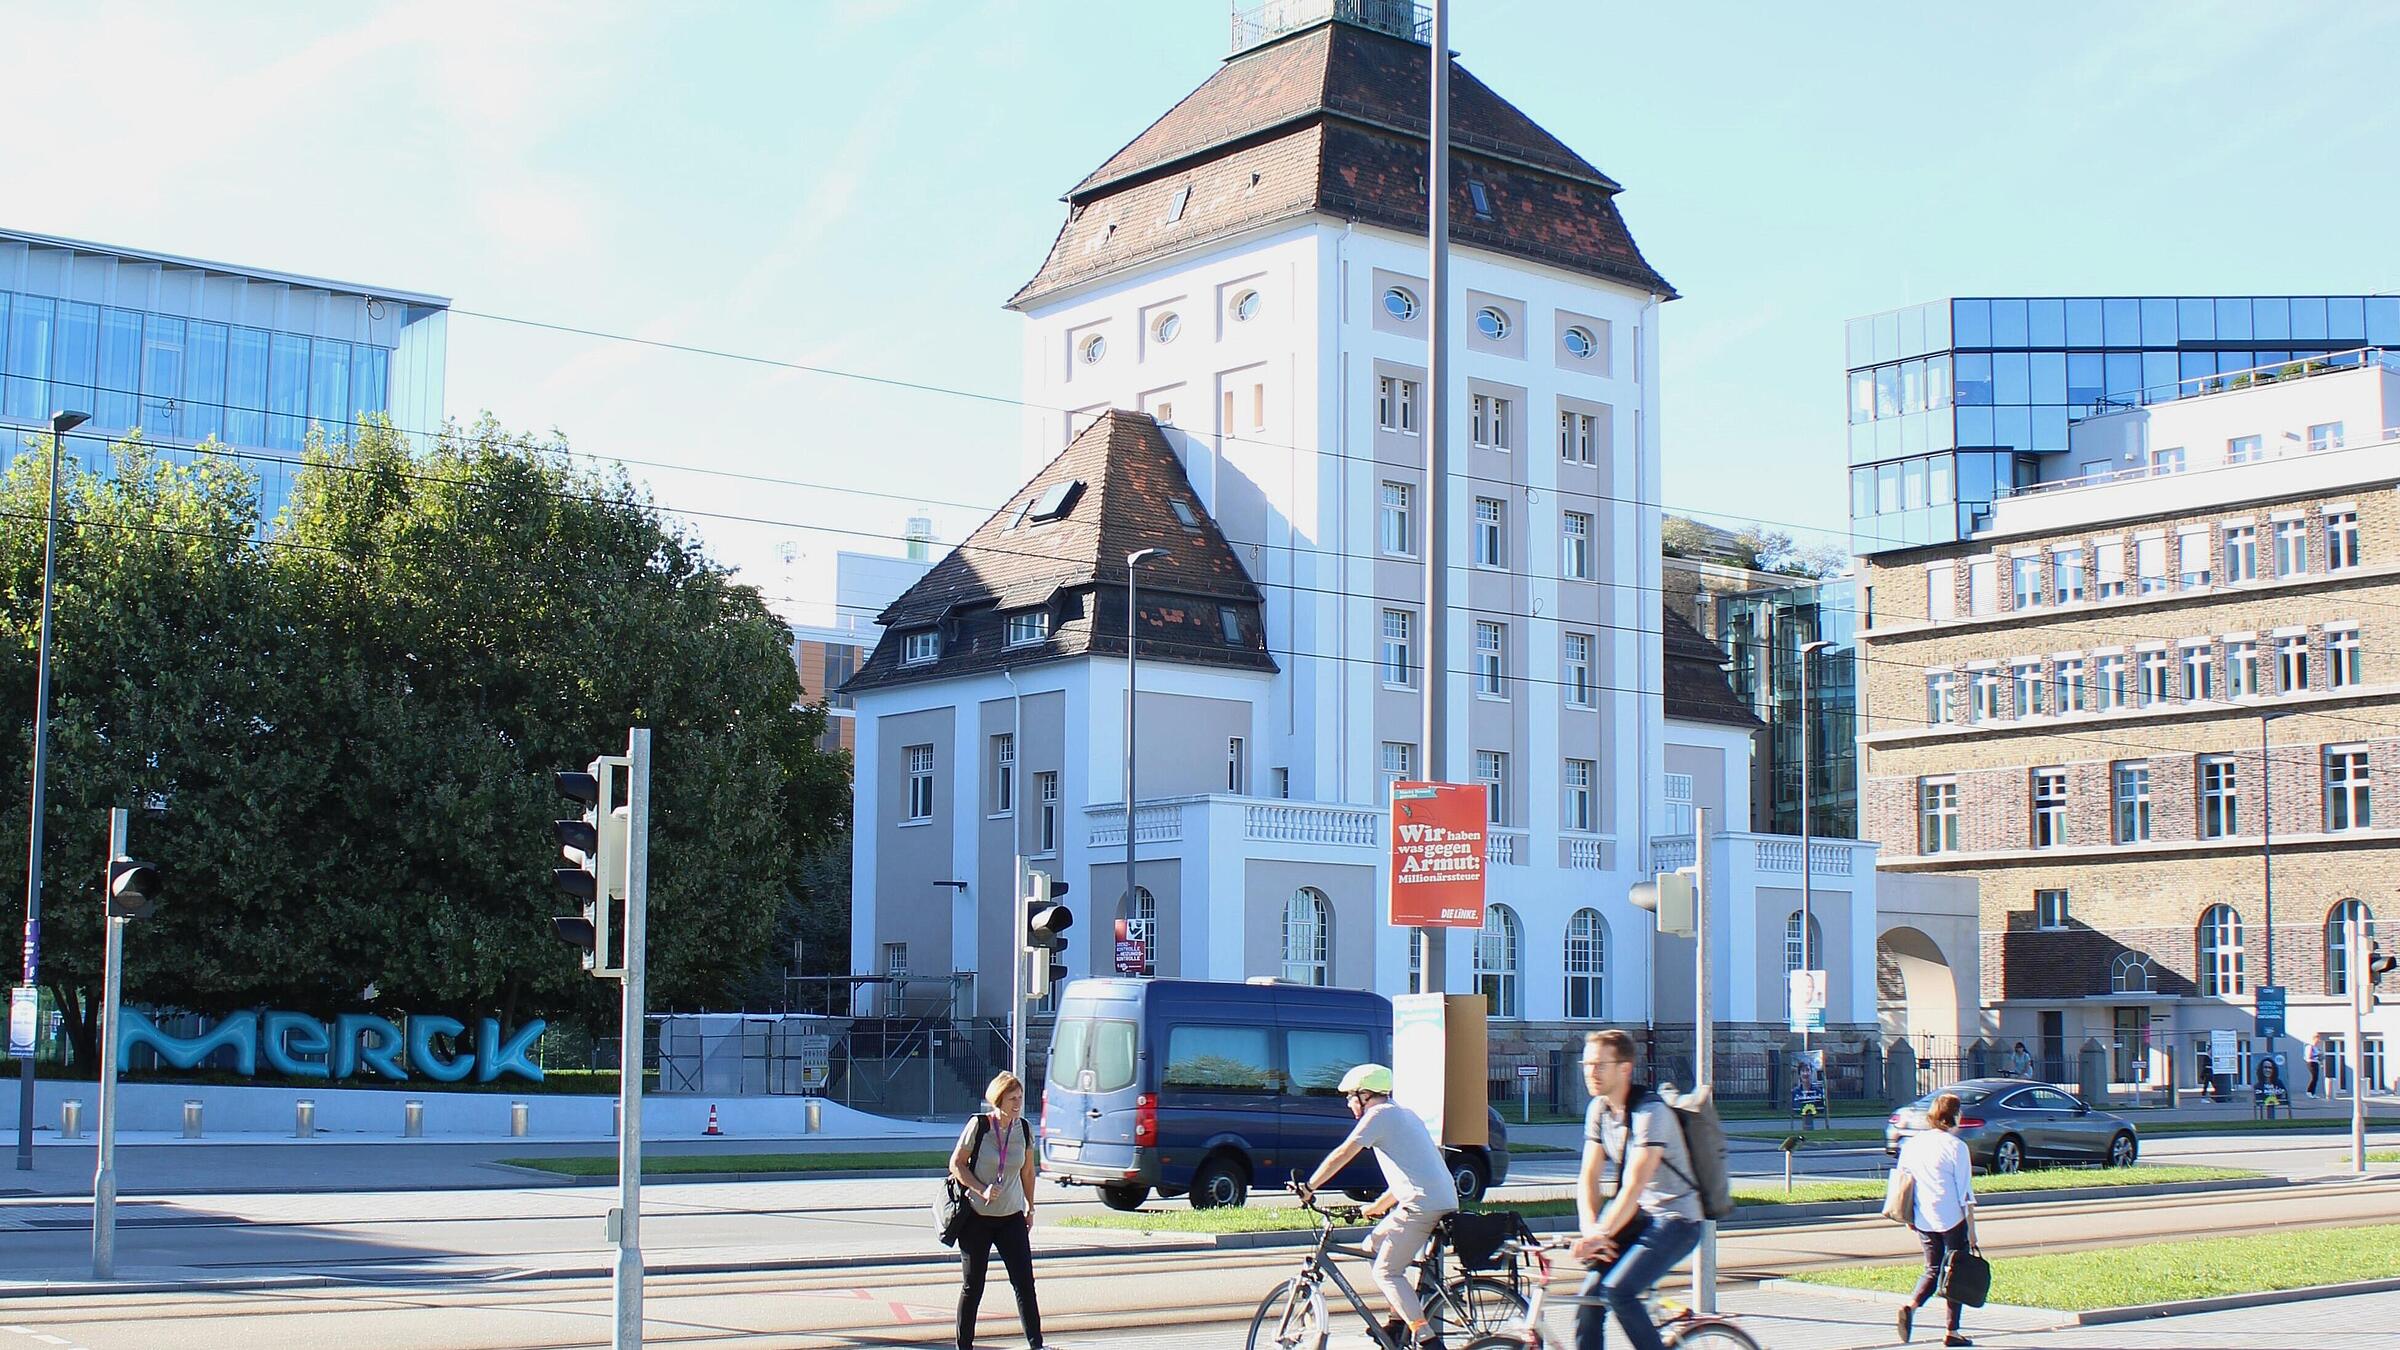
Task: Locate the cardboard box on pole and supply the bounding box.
[1391,993,1488,1147]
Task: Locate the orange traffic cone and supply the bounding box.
[704,1104,724,1136]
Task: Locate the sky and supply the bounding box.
[6,0,2397,623]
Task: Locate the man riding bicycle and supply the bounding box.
[1571,1030,1703,1350]
[1296,1063,1460,1350]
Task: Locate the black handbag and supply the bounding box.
[1939,1245,1992,1308]
[934,1113,990,1247]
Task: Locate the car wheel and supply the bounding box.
[1099,1182,1150,1211]
[1992,1135,2024,1175]
[1190,1153,1251,1210]
[2107,1131,2138,1168]
[1448,1151,1492,1207]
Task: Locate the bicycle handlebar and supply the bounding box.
[1284,1181,1365,1225]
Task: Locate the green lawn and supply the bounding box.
[1054,1165,2256,1233]
[2134,1114,2400,1136]
[1792,1223,2400,1310]
[500,1150,953,1178]
[2369,1149,2400,1163]
[1724,1127,1888,1144]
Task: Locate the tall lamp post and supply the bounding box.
[2259,708,2298,1090]
[19,409,90,1172]
[1124,549,1167,974]
[1796,638,1834,1051]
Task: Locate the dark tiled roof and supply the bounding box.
[1662,607,1758,730]
[1012,20,1672,308]
[843,411,1277,693]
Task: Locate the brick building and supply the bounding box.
[1860,353,2400,1092]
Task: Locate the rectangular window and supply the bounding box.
[2032,770,2067,848]
[2135,535,2168,595]
[1379,481,1414,555]
[1252,382,1265,431]
[1563,759,1594,832]
[1376,375,1419,433]
[2276,633,2309,693]
[2137,649,2173,706]
[2036,888,2069,929]
[1559,410,1597,464]
[2052,548,2085,604]
[1563,632,1595,708]
[1561,511,1593,579]
[2178,528,2210,589]
[1226,736,1246,793]
[2113,761,2151,843]
[1474,497,1506,567]
[883,942,910,978]
[992,733,1015,814]
[1036,771,1059,853]
[2096,541,2126,598]
[2327,511,2360,571]
[1380,741,1415,796]
[2151,446,2186,475]
[1927,561,1956,621]
[1472,394,1512,449]
[2227,434,2262,465]
[1380,609,1416,687]
[1006,611,1050,646]
[2011,556,2043,609]
[2223,524,2257,583]
[2200,755,2239,839]
[1970,668,2000,722]
[2275,519,2308,577]
[2012,661,2046,718]
[2182,644,2214,701]
[2096,653,2130,711]
[1918,778,1960,854]
[2309,421,2345,452]
[1968,558,1997,614]
[2054,657,2088,713]
[1476,750,1508,826]
[2227,639,2259,697]
[2329,627,2362,689]
[903,630,940,664]
[905,745,935,822]
[1474,620,1507,697]
[1926,672,1956,724]
[2327,748,2372,831]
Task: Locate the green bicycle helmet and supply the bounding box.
[1338,1063,1394,1096]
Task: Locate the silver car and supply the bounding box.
[1885,1078,2140,1174]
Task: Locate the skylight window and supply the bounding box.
[1029,479,1085,523]
[1170,499,1201,529]
[1467,179,1493,219]
[1166,185,1191,223]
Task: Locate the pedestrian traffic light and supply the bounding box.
[105,857,162,921]
[551,760,628,976]
[1025,872,1074,999]
[2365,940,2398,1010]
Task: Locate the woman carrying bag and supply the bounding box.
[1886,1091,1980,1346]
[947,1071,1045,1350]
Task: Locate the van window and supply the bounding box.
[1163,1024,1273,1091]
[1052,1020,1089,1091]
[1049,1017,1137,1094]
[1287,1028,1372,1097]
[1090,1019,1136,1093]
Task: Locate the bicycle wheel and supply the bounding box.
[1247,1276,1329,1350]
[1663,1317,1761,1350]
[1459,1336,1536,1350]
[1430,1274,1530,1339]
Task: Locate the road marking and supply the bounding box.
[0,1329,83,1350]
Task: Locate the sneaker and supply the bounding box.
[1382,1317,1408,1346]
[1896,1303,1913,1341]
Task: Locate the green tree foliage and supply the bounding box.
[1,421,848,1058]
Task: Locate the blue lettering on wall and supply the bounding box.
[119,1008,546,1083]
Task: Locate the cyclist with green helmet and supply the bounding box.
[1296,1063,1460,1349]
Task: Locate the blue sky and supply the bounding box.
[7,1,2395,617]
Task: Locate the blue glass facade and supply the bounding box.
[1719,577,1856,837]
[1845,295,2400,553]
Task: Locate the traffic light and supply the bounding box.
[105,857,162,921]
[551,760,629,975]
[1024,872,1074,999]
[2365,940,2398,1011]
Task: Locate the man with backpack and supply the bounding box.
[1571,1029,1716,1350]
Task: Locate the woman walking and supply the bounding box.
[949,1071,1045,1350]
[1889,1091,1977,1346]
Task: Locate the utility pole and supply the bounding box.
[1419,0,1452,996]
[1797,639,1831,1054]
[1125,547,1164,974]
[1691,804,1716,1313]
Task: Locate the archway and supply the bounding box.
[1877,925,1965,1054]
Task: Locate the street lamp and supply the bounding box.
[1124,548,1168,973]
[18,409,90,1173]
[2258,708,2300,1087]
[1796,638,1834,1051]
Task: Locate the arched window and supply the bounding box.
[1476,904,1522,1018]
[1281,888,1330,986]
[1564,908,1608,1019]
[1785,911,1825,976]
[1120,887,1157,977]
[2198,904,2245,997]
[2327,899,2373,996]
[2110,951,2153,994]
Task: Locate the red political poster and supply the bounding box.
[1388,781,1487,928]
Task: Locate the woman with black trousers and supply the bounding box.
[1888,1091,1977,1346]
[949,1070,1044,1350]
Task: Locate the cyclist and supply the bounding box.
[1296,1063,1460,1350]
[1571,1029,1702,1350]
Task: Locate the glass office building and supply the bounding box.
[1846,295,2400,553]
[1718,576,1856,837]
[0,228,447,523]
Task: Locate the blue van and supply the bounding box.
[1038,978,1510,1210]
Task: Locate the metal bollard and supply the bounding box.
[183,1100,204,1139]
[295,1100,316,1138]
[805,1097,822,1135]
[61,1100,83,1140]
[610,1100,622,1137]
[403,1099,424,1138]
[510,1101,529,1138]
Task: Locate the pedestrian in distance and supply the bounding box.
[2009,1041,2032,1079]
[2307,1037,2324,1098]
[1888,1091,1978,1346]
[1569,1028,1705,1350]
[1296,1063,1460,1350]
[948,1071,1045,1350]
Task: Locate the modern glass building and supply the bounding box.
[1718,576,1856,837]
[1846,295,2400,552]
[0,227,447,523]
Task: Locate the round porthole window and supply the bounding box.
[1475,307,1510,340]
[1154,312,1181,344]
[1232,290,1262,322]
[1383,287,1418,322]
[1563,325,1596,359]
[1081,334,1107,364]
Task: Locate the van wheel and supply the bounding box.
[1189,1154,1251,1209]
[1448,1151,1492,1206]
[1099,1183,1149,1211]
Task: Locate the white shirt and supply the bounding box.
[1894,1129,1975,1232]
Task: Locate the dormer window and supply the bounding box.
[1006,611,1050,647]
[902,630,940,665]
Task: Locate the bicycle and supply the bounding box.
[1459,1235,1760,1350]
[1247,1186,1529,1349]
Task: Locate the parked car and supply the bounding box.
[1038,977,1511,1210]
[1886,1077,2139,1173]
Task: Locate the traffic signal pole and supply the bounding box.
[1010,864,1028,1084]
[1691,805,1716,1314]
[615,727,651,1349]
[92,808,127,1279]
[2350,910,2367,1176]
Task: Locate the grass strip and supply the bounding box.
[2133,1114,2400,1136]
[1791,1222,2400,1310]
[1054,1164,2256,1232]
[2370,1149,2400,1163]
[499,1150,954,1177]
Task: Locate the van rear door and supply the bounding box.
[1045,995,1140,1175]
[1281,1023,1384,1190]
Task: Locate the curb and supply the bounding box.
[476,1162,945,1186]
[1761,1272,2400,1326]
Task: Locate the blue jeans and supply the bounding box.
[1574,1214,1703,1350]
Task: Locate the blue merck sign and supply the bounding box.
[119,1008,546,1083]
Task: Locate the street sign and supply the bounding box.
[1388,782,1488,928]
[2256,985,2287,1040]
[7,987,34,1057]
[795,1032,830,1092]
[1515,1064,1538,1079]
[1787,969,1828,1033]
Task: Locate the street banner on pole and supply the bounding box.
[2256,984,2286,1040]
[1787,969,1828,1033]
[1388,782,1487,928]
